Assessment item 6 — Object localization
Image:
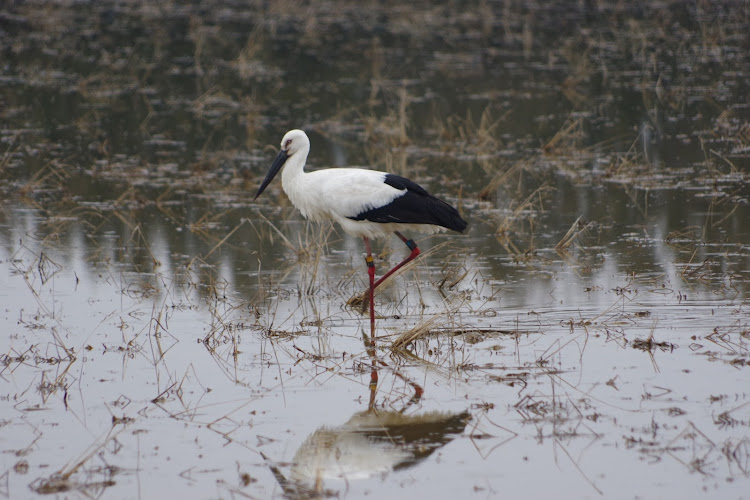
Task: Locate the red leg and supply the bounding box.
[373,232,420,289]
[363,237,376,344]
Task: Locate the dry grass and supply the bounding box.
[1,3,749,498]
[494,185,553,263]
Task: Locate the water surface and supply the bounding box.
[1,2,749,499]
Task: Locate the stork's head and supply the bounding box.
[280,129,309,156]
[255,129,310,200]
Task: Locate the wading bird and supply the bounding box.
[255,129,467,343]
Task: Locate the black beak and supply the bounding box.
[254,149,288,200]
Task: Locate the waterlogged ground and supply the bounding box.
[1,1,749,499]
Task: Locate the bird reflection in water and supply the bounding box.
[263,341,471,498]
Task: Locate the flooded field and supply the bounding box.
[1,1,749,498]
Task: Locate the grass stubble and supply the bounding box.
[1,1,749,497]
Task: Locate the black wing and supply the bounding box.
[348,174,467,233]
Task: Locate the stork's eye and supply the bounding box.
[284,139,292,149]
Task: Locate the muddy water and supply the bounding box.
[1,2,749,499]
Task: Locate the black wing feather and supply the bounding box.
[348,174,467,233]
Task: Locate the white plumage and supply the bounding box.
[290,169,450,239]
[289,169,403,236]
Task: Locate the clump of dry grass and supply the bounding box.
[434,104,509,157]
[541,117,587,156]
[494,185,552,263]
[390,314,445,350]
[478,159,527,201]
[554,216,598,270]
[361,83,412,175]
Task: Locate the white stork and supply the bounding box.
[255,129,467,343]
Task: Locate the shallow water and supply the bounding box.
[1,2,749,499]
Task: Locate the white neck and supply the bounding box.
[280,143,310,210]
